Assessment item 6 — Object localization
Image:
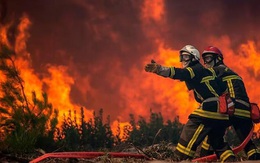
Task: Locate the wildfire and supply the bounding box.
[0,14,93,125]
[1,0,260,139]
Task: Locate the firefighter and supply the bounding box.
[201,46,260,160]
[144,45,236,162]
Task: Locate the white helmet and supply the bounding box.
[180,45,200,61]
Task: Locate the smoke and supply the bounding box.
[0,0,7,23]
[2,0,260,129]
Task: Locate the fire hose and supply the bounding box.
[192,126,254,162]
[29,151,151,163]
[30,126,254,163]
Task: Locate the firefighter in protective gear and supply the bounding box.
[201,46,260,160]
[145,45,236,162]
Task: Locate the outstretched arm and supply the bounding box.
[144,60,171,77]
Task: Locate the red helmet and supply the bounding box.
[202,46,223,59]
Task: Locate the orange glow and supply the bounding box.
[42,65,92,121]
[142,0,164,22]
[15,14,31,55]
[1,2,260,140]
[111,121,131,140]
[141,0,166,41]
[0,23,11,47]
[0,15,93,126]
[14,14,43,104]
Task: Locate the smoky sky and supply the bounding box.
[1,0,260,122]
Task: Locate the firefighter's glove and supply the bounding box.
[145,60,170,77]
[145,60,161,73]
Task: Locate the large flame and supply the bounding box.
[1,14,93,124]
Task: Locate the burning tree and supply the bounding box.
[0,45,58,153]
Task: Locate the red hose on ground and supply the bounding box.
[192,126,254,162]
[29,151,151,163]
[30,126,254,163]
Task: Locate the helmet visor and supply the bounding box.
[202,54,214,64]
[180,52,192,62]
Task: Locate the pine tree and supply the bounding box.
[0,45,58,153]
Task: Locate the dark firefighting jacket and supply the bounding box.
[213,63,251,119]
[168,61,229,120]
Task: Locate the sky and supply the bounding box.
[1,0,260,133]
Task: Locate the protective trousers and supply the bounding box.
[174,117,234,162]
[201,100,260,160]
[231,117,260,158]
[201,117,260,159]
